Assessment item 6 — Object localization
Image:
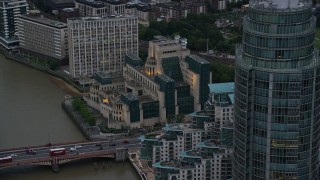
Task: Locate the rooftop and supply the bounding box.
[189,111,210,118]
[139,134,161,141]
[19,14,67,29]
[122,93,139,101]
[138,95,155,103]
[208,82,234,94]
[68,15,136,22]
[46,0,75,4]
[162,123,203,133]
[180,150,201,158]
[156,74,175,83]
[153,161,179,169]
[187,54,209,65]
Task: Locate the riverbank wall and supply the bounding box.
[61,100,92,140]
[129,152,147,180]
[0,48,87,93]
[128,151,155,180]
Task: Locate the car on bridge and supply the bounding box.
[26,148,36,155]
[10,154,17,157]
[70,145,82,152]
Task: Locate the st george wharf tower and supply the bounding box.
[233,0,320,179]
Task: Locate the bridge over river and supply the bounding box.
[0,139,140,172]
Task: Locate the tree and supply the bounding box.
[211,62,235,83]
[143,29,161,41]
[166,115,175,124]
[150,21,168,35]
[72,98,84,111]
[72,97,96,126]
[176,114,185,123]
[48,60,60,70]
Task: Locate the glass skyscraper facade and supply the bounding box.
[233,0,320,179]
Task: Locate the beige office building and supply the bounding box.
[17,11,68,61]
[67,15,138,78]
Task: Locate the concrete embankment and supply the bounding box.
[128,152,155,180]
[61,100,92,140]
[0,48,87,94]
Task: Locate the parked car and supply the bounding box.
[98,146,103,150]
[70,147,76,152]
[110,143,116,146]
[95,143,102,147]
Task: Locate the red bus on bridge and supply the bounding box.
[0,156,12,164]
[49,148,66,156]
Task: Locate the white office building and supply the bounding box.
[67,15,138,78]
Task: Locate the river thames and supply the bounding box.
[0,53,139,179]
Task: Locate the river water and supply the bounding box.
[0,54,139,179]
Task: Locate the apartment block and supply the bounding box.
[153,140,232,180]
[0,0,28,49]
[139,82,234,180]
[140,124,203,165]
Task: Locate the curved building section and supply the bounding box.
[233,0,320,180]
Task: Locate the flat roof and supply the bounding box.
[189,111,210,118]
[153,161,178,169]
[50,0,75,4]
[187,54,209,64]
[208,82,234,94]
[163,123,203,133]
[156,74,174,83]
[19,14,67,29]
[68,15,136,22]
[138,95,154,103]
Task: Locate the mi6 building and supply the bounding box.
[233,0,320,179]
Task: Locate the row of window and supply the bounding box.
[244,33,315,49]
[243,44,314,60]
[249,8,311,24]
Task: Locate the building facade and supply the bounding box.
[140,124,204,165]
[0,0,28,49]
[83,36,211,128]
[233,0,320,179]
[140,82,234,180]
[153,140,232,180]
[17,11,68,61]
[67,15,138,77]
[152,0,206,21]
[75,0,128,17]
